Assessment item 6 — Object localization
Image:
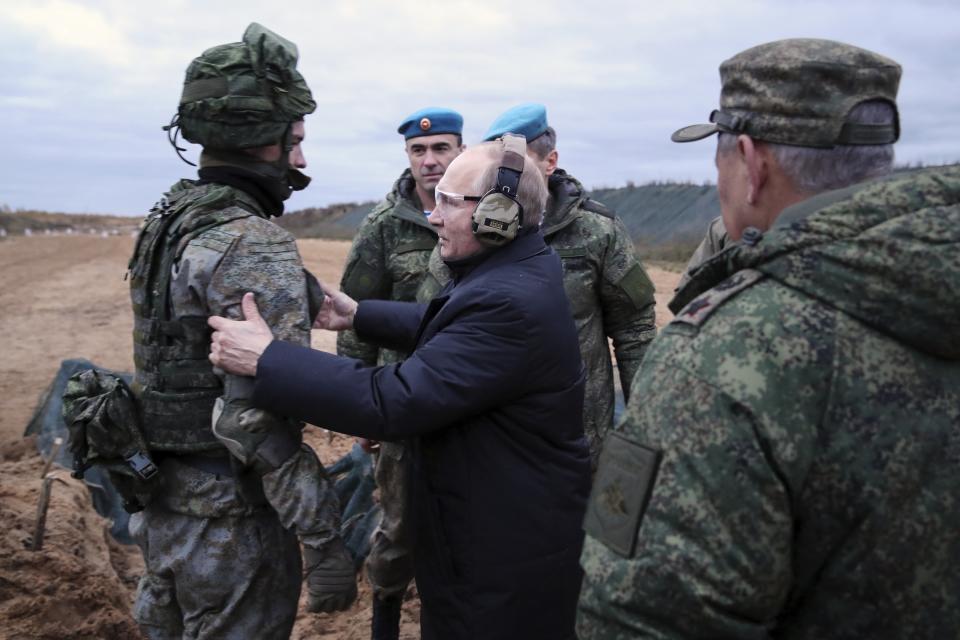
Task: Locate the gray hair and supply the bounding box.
[527,126,557,160]
[717,100,896,193]
[475,142,548,226]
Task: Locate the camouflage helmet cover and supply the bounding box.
[177,23,316,150]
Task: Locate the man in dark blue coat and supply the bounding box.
[209,137,591,640]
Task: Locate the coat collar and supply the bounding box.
[387,169,436,233]
[451,228,549,287]
[540,169,585,237]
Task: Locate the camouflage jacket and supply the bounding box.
[578,165,960,639]
[672,214,728,296]
[419,169,657,467]
[132,179,315,466]
[337,169,437,365]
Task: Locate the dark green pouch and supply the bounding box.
[62,369,163,512]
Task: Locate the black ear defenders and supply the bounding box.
[471,133,526,247]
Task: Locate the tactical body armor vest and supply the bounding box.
[128,180,261,452]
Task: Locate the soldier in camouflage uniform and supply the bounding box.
[337,107,464,640]
[419,103,657,467]
[126,24,354,638]
[578,39,960,639]
[672,215,728,295]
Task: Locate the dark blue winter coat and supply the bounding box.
[253,230,591,639]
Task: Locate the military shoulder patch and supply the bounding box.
[580,198,614,218]
[343,262,384,300]
[583,432,662,558]
[618,262,655,310]
[672,268,765,328]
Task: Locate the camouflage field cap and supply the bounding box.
[672,39,901,148]
[177,23,316,150]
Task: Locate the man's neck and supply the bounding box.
[766,186,815,231]
[415,183,436,212]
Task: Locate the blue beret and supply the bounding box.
[397,107,463,140]
[483,103,549,142]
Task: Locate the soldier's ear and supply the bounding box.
[739,136,767,206]
[545,149,559,176]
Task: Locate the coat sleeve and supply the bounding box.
[253,291,534,440]
[204,228,312,346]
[599,217,657,397]
[354,299,427,354]
[172,222,311,452]
[337,210,391,365]
[186,223,342,539]
[576,357,793,640]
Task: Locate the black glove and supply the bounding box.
[303,537,358,613]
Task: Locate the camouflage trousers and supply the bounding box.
[365,441,414,599]
[262,443,342,550]
[129,457,301,640]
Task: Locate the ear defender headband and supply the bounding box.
[471,133,526,247]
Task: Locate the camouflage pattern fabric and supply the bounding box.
[263,444,343,550]
[577,165,960,639]
[337,169,436,597]
[130,458,300,639]
[672,39,901,148]
[418,169,657,468]
[133,180,344,632]
[338,169,437,367]
[673,215,728,295]
[178,23,316,150]
[364,440,415,599]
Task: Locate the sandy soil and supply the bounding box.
[0,235,680,639]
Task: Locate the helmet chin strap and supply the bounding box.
[273,123,312,193]
[162,113,197,167]
[198,122,311,198]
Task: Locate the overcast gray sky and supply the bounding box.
[2,0,958,215]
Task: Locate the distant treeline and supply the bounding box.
[278,162,954,256]
[3,162,952,249]
[276,201,378,240]
[0,207,140,236]
[277,180,722,250]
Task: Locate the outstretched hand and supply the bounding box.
[209,292,274,376]
[313,281,358,331]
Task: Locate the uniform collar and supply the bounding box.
[388,169,436,232]
[540,169,585,237]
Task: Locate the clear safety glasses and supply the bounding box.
[435,188,482,209]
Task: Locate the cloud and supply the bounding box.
[0,96,57,109]
[5,0,136,67]
[0,0,958,214]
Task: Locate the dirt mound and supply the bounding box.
[0,438,142,639]
[0,235,681,639]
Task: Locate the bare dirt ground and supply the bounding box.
[0,235,680,639]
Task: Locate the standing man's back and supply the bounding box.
[578,39,960,639]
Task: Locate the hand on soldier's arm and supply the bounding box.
[209,293,274,376]
[313,281,358,331]
[210,281,360,375]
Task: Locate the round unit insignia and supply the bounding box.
[419,117,432,131]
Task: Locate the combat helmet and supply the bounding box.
[164,23,315,193]
[172,23,315,150]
